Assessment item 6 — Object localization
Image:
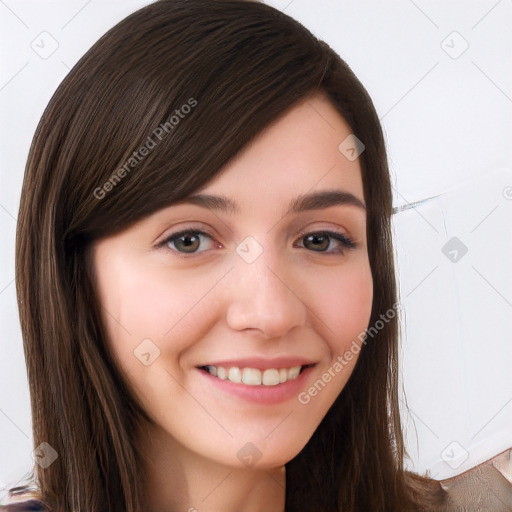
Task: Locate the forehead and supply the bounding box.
[188,92,365,216]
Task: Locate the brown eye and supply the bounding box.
[162,229,215,255]
[303,233,329,251]
[295,230,356,254]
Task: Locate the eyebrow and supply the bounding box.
[174,190,366,216]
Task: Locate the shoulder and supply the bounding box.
[0,499,48,512]
[0,490,49,512]
[437,447,512,511]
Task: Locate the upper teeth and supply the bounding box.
[203,365,302,386]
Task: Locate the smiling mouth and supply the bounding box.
[199,364,313,386]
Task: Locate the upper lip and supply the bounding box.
[197,357,317,370]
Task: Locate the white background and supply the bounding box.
[1,0,511,494]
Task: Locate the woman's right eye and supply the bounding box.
[160,229,217,257]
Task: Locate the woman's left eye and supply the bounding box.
[293,230,356,254]
[159,228,356,257]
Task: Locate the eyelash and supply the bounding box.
[158,227,357,258]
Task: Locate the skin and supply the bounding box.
[92,92,373,512]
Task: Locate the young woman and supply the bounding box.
[3,1,511,511]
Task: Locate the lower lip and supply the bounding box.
[197,365,315,405]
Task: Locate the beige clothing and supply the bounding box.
[438,447,512,511]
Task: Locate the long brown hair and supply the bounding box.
[10,0,446,510]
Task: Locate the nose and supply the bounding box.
[225,245,307,340]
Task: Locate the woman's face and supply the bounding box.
[92,92,373,470]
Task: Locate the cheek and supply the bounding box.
[95,254,226,370]
[294,257,373,430]
[303,257,373,356]
[93,257,220,419]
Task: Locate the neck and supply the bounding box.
[138,422,286,512]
